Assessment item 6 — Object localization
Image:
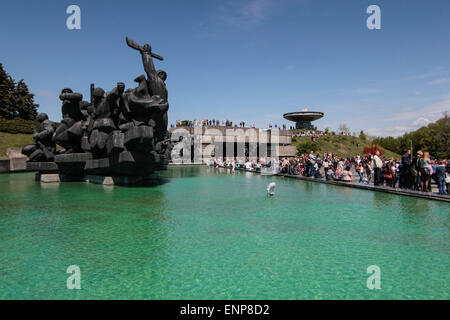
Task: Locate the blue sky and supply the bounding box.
[1,0,449,136]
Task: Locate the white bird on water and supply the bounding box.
[267,182,276,196]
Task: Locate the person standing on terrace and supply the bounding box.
[436,160,446,195]
[419,151,432,192]
[401,150,412,189]
[356,161,364,183]
[372,150,383,186]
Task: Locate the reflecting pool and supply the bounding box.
[0,166,448,299]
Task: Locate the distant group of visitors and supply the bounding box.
[207,149,449,196]
[291,130,326,137]
[279,149,450,195]
[397,150,449,194]
[171,121,336,132]
[279,152,356,182]
[207,157,270,171]
[172,119,254,128]
[268,124,290,130]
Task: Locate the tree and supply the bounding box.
[372,114,449,159]
[0,63,16,119]
[296,141,318,155]
[338,123,350,135]
[359,130,367,141]
[14,79,38,120]
[0,63,39,120]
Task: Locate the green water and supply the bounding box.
[0,166,448,299]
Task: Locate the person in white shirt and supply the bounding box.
[372,151,383,186]
[323,159,329,176]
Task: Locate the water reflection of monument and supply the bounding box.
[283,109,324,130]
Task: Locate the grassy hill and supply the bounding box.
[291,134,401,159]
[0,132,33,157]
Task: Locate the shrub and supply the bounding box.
[297,141,318,155]
[363,144,385,156]
[0,117,39,134]
[0,117,60,134]
[359,130,367,141]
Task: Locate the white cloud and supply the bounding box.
[286,65,296,72]
[366,94,450,137]
[218,0,277,26]
[354,88,381,94]
[375,70,450,85]
[243,0,274,21]
[426,78,450,86]
[390,94,450,122]
[366,126,411,137]
[412,117,431,126]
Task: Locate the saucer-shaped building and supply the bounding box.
[283,109,324,130]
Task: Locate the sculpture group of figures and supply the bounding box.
[22,37,173,177]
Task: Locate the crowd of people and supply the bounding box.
[171,121,358,134]
[207,157,271,172]
[268,124,290,130]
[172,120,299,130]
[172,119,256,128]
[397,150,449,194]
[207,150,450,196]
[291,130,326,137]
[278,150,449,195]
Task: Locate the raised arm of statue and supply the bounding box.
[126,37,142,52]
[126,36,164,82]
[141,51,157,80]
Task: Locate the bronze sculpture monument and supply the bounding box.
[22,37,173,184]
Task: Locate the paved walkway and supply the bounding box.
[278,173,450,203]
[231,167,450,203]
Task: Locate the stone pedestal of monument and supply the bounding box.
[27,162,59,172]
[84,150,160,185]
[84,151,159,176]
[55,153,92,176]
[34,172,86,183]
[6,148,27,171]
[0,158,11,173]
[27,162,87,183]
[84,172,158,186]
[36,173,60,183]
[26,154,160,185]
